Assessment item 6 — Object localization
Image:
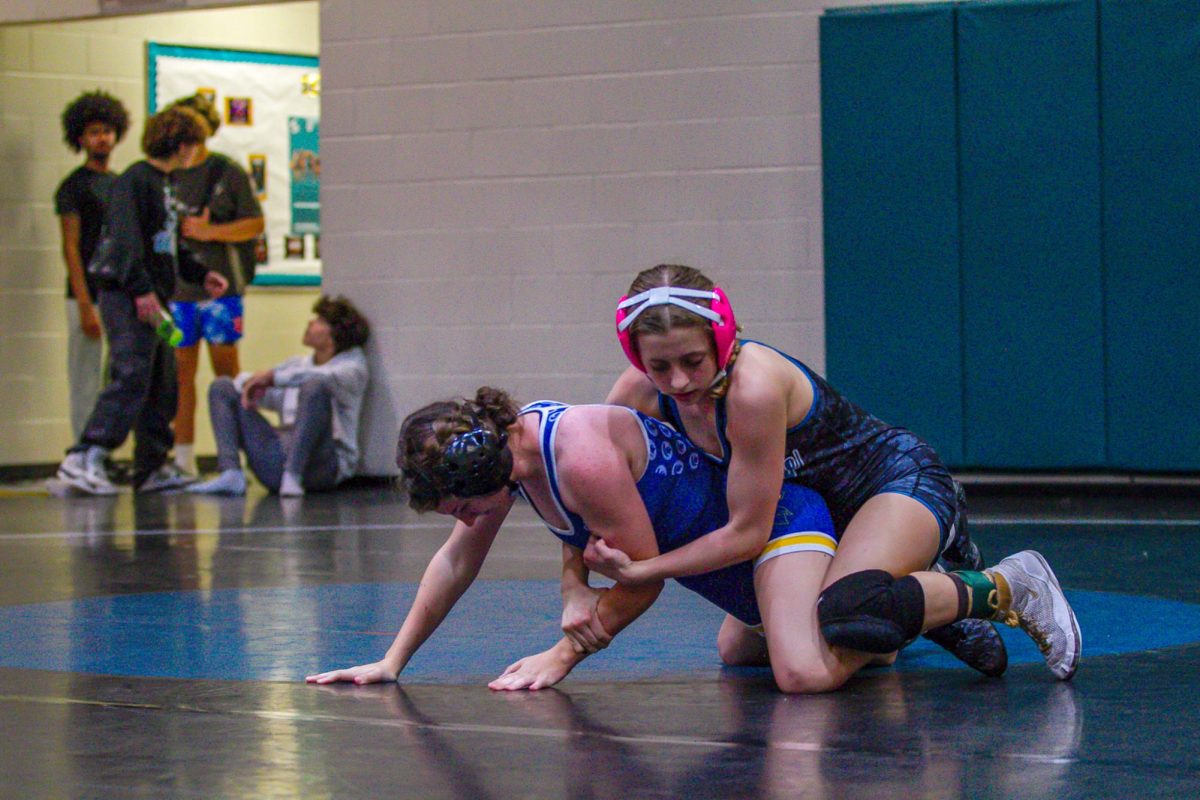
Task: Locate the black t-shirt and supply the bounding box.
[172,152,263,300]
[54,166,115,301]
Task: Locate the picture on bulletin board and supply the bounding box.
[147,42,321,286]
[253,233,269,265]
[288,116,320,235]
[284,234,305,259]
[248,153,267,200]
[225,97,253,126]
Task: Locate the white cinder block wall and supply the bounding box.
[320,0,887,476]
[0,0,900,475]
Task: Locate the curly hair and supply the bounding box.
[61,90,130,152]
[168,93,221,137]
[624,264,742,398]
[141,106,207,160]
[397,387,519,511]
[313,295,371,353]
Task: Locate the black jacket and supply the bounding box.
[95,160,208,302]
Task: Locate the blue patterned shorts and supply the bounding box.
[170,295,244,347]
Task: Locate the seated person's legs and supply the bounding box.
[280,374,341,495]
[190,376,283,495]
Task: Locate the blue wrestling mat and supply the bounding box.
[1,580,1196,683]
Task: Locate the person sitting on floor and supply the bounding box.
[188,294,370,497]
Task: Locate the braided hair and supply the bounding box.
[398,387,519,511]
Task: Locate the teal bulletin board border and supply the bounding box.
[252,273,321,286]
[146,42,319,115]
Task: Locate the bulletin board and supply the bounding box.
[147,42,321,286]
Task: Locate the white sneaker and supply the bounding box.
[57,447,118,495]
[988,551,1081,681]
[187,469,247,496]
[136,463,198,494]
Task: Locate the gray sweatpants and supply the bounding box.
[66,299,105,440]
[207,375,340,493]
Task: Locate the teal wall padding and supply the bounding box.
[1100,0,1200,470]
[820,5,964,463]
[956,0,1106,467]
[821,0,1199,472]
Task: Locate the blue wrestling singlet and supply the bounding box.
[656,341,965,553]
[515,401,836,627]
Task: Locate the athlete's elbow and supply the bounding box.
[728,529,770,563]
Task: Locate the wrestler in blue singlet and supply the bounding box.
[656,341,967,557]
[515,401,836,627]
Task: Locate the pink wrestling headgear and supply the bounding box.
[615,285,738,373]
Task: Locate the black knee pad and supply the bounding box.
[817,570,926,653]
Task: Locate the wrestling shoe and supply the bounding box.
[988,551,1081,681]
[57,447,118,496]
[136,463,198,494]
[922,618,1008,677]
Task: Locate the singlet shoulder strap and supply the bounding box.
[516,401,586,539]
[731,339,821,432]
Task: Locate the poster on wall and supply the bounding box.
[147,42,321,285]
[288,116,320,235]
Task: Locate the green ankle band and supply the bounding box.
[950,570,998,619]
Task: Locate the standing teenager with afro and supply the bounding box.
[54,90,130,440]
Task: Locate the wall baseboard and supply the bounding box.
[0,459,400,488]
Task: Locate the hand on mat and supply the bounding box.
[305,660,398,685]
[488,646,574,692]
[561,584,611,654]
[583,536,646,585]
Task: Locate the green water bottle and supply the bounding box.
[155,308,183,347]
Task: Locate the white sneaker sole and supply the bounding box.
[56,467,118,496]
[187,482,246,496]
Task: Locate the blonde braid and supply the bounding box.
[707,340,742,399]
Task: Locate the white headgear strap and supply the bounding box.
[615,287,722,332]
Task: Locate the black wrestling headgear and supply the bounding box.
[430,418,514,499]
